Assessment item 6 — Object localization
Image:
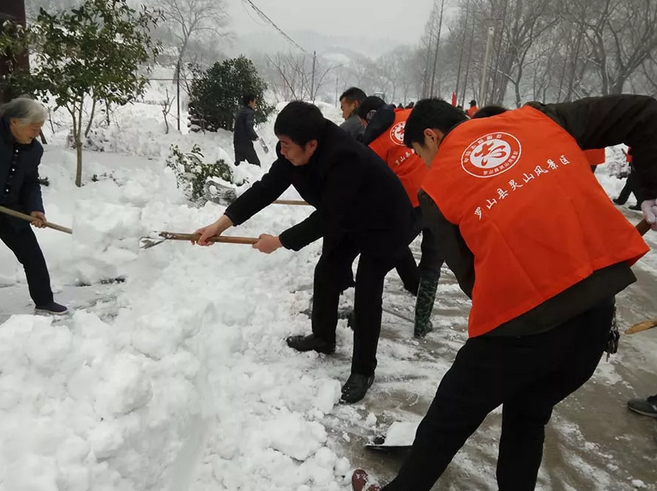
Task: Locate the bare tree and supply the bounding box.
[153,0,231,76]
[161,88,174,134]
[565,0,657,95]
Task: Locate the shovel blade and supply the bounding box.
[139,235,166,249]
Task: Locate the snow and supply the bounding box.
[1,76,656,491]
[381,421,420,447]
[0,87,355,490]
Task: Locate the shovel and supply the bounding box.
[139,231,257,250]
[0,205,72,234]
[624,217,655,335]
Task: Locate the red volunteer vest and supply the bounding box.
[369,109,428,207]
[584,148,605,166]
[422,106,649,337]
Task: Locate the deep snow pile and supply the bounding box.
[0,95,355,490]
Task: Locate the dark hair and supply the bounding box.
[472,105,508,119]
[242,93,256,106]
[339,87,367,105]
[406,101,415,109]
[404,98,468,148]
[356,96,386,121]
[274,101,325,146]
[469,100,477,106]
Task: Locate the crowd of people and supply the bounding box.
[1,88,656,490]
[202,88,657,490]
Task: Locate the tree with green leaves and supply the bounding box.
[188,56,274,133]
[0,0,161,186]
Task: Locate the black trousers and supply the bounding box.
[234,142,261,167]
[312,239,402,376]
[383,298,615,491]
[0,222,53,306]
[617,169,639,204]
[395,208,444,293]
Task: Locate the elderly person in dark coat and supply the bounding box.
[0,97,67,315]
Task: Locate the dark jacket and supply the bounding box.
[420,94,657,336]
[233,105,258,147]
[0,117,45,229]
[340,113,365,142]
[225,119,415,255]
[362,105,396,146]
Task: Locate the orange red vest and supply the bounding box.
[368,109,428,207]
[467,106,479,118]
[421,106,649,337]
[584,148,605,166]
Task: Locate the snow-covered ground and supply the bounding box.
[0,88,656,491]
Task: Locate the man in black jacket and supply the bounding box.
[357,95,657,491]
[0,98,67,315]
[195,101,415,403]
[233,93,261,167]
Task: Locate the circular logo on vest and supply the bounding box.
[461,132,522,178]
[390,121,406,146]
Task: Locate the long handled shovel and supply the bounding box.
[273,199,309,206]
[0,205,72,234]
[625,218,655,335]
[139,231,257,250]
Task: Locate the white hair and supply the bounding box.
[0,97,48,126]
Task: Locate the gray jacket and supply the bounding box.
[340,113,364,141]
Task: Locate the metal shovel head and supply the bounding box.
[139,232,167,249]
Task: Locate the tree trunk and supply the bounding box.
[75,140,83,188]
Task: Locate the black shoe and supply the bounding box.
[629,203,642,211]
[628,395,657,418]
[341,373,375,404]
[35,301,68,316]
[286,334,335,354]
[613,198,625,205]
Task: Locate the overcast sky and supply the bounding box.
[229,0,436,46]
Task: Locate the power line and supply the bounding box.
[240,0,309,54]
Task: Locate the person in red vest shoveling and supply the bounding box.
[352,94,657,491]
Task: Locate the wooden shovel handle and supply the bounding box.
[273,199,310,206]
[636,218,651,236]
[159,232,258,245]
[625,319,657,335]
[0,205,72,234]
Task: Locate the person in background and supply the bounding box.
[357,94,657,491]
[195,101,415,404]
[614,149,642,210]
[233,93,261,167]
[456,105,465,115]
[467,99,479,118]
[628,391,657,418]
[472,105,508,118]
[406,102,415,109]
[357,96,444,338]
[0,97,67,315]
[339,87,367,141]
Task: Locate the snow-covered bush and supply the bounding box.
[165,144,242,202]
[187,56,274,132]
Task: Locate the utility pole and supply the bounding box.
[479,26,495,105]
[335,76,339,106]
[310,51,317,102]
[176,61,181,131]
